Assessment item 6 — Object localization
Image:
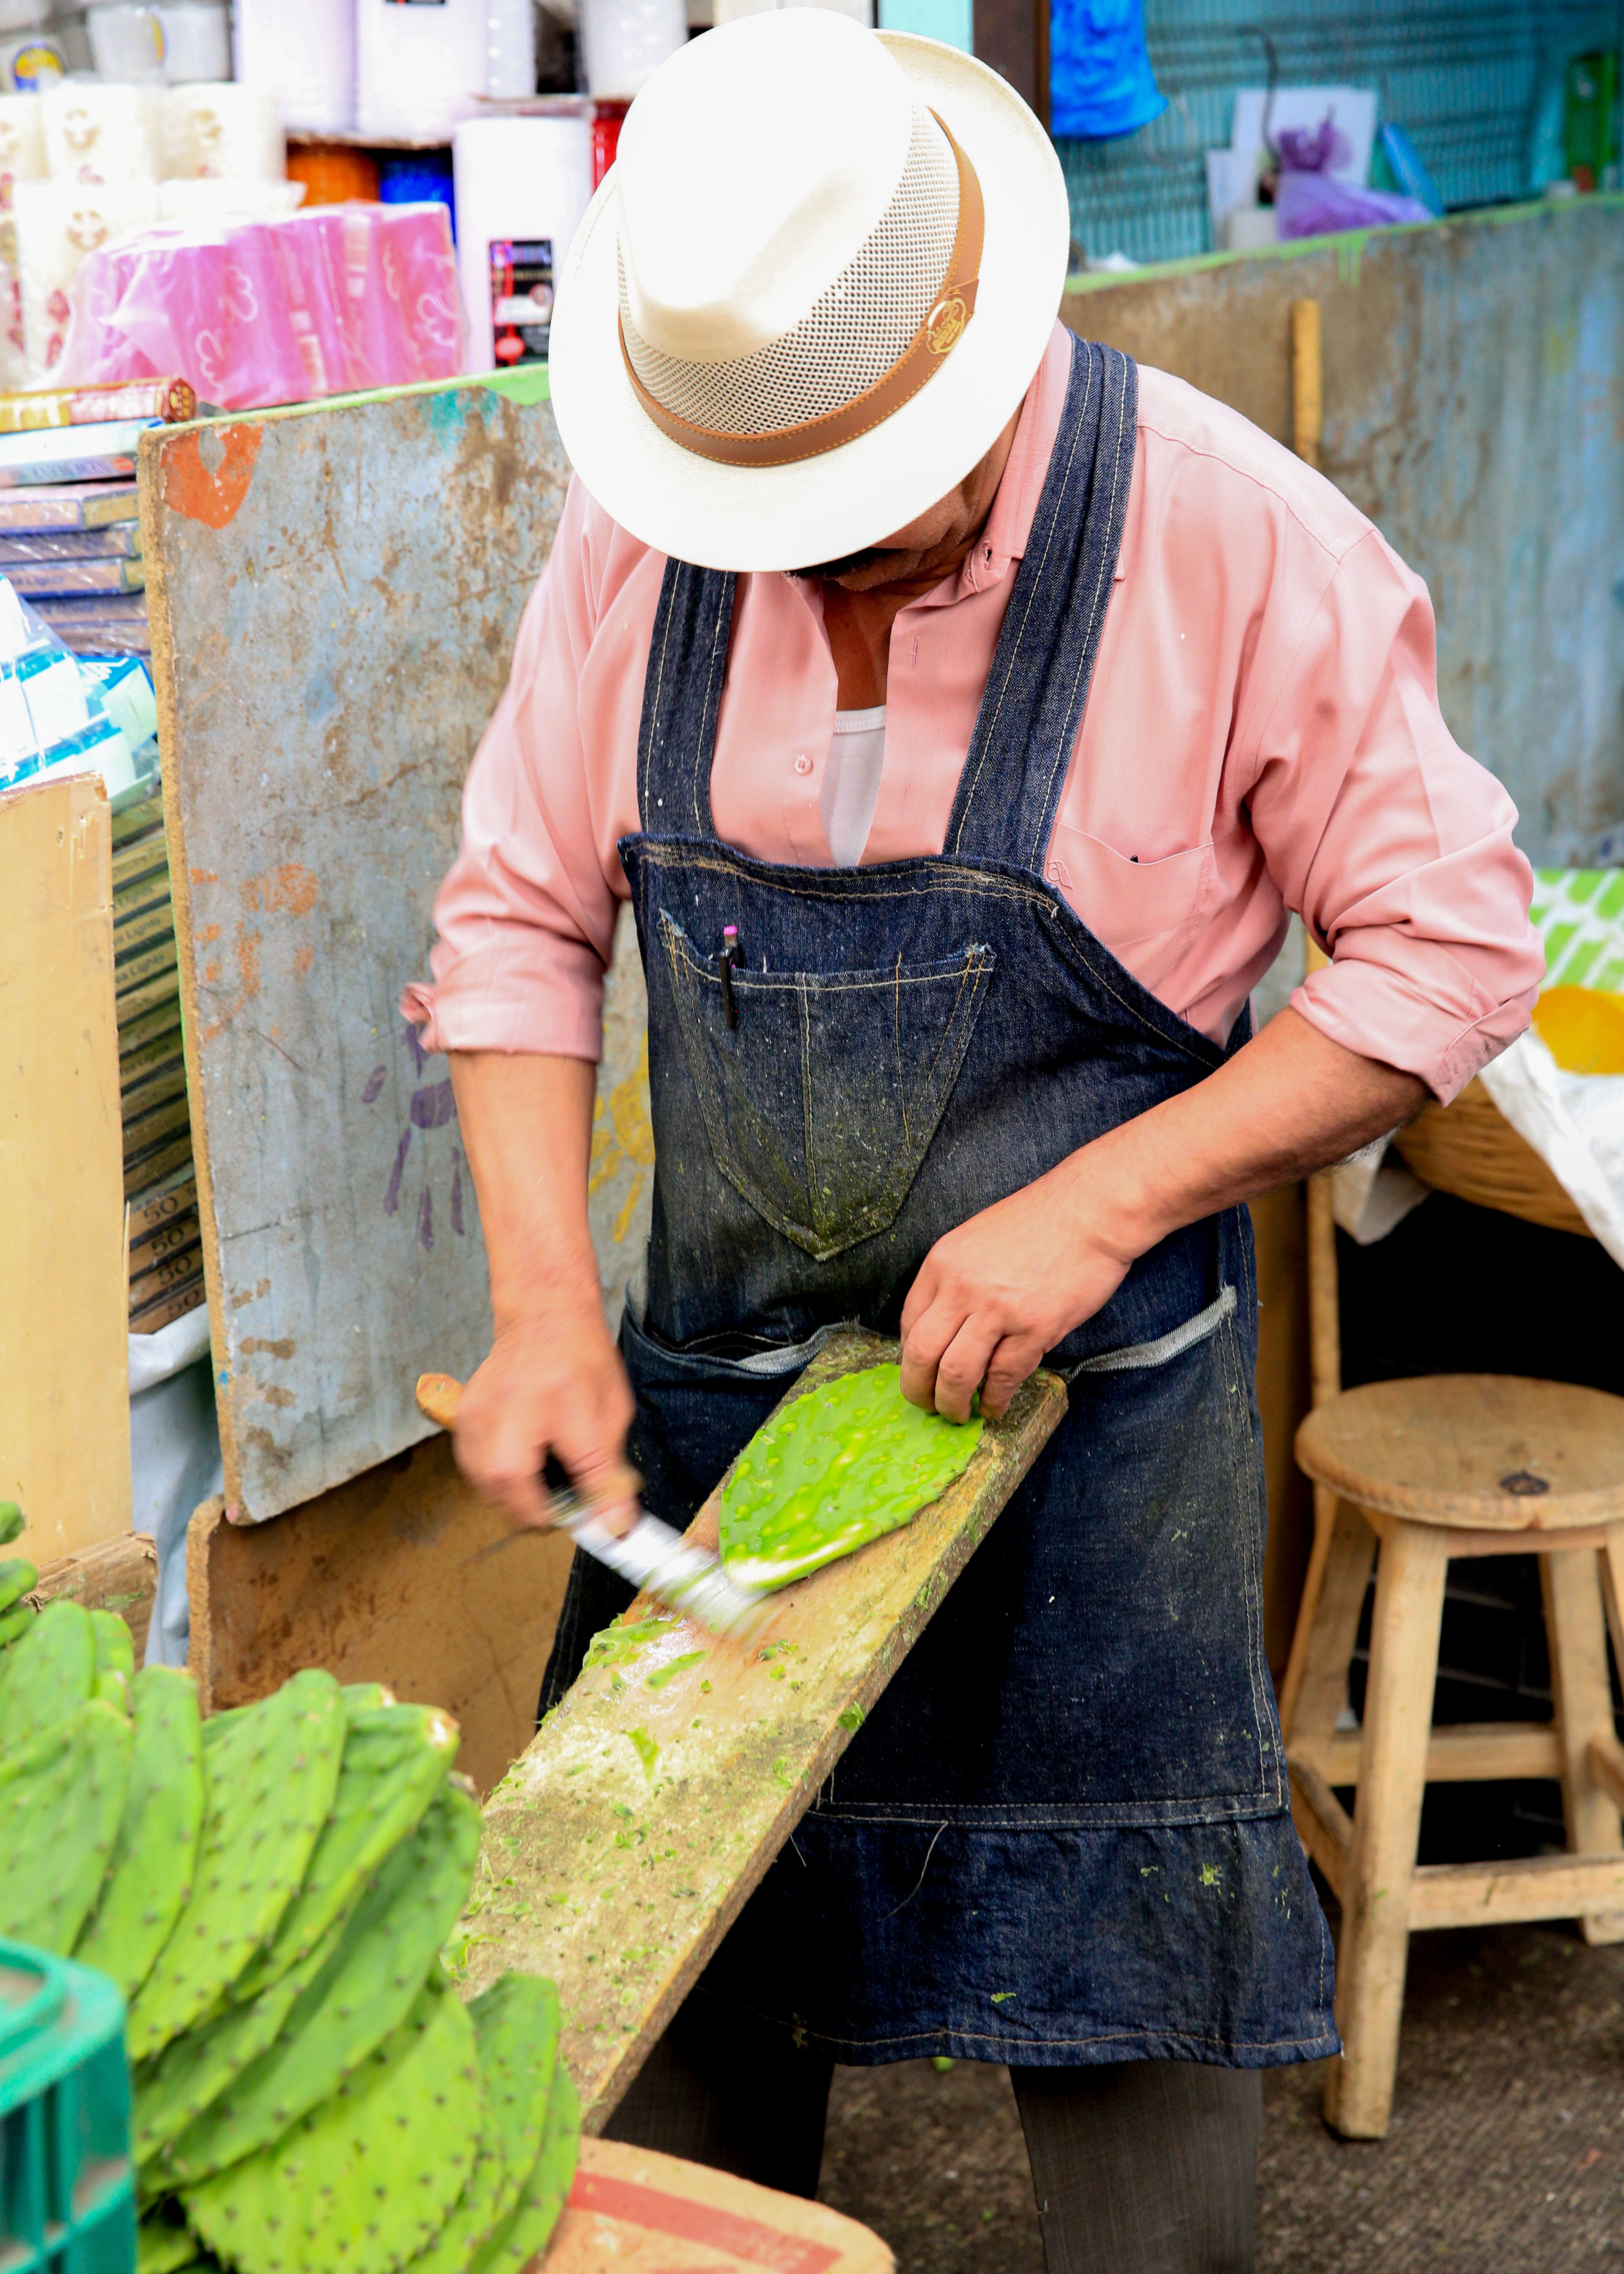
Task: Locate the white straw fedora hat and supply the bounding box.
[547,9,1070,572]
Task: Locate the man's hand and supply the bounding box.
[900,1008,1430,1420]
[900,1161,1133,1423]
[452,1302,639,1535]
[447,1049,641,1538]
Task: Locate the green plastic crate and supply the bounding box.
[0,1941,134,2274]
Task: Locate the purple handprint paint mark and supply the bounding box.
[371,1022,465,1240]
[409,1078,456,1131]
[384,1126,411,1216]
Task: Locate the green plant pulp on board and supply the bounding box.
[719,1363,983,1592]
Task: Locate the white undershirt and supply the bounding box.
[820,705,886,868]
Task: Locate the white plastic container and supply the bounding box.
[357,0,487,145]
[85,3,166,82]
[234,0,354,137]
[485,0,535,102]
[453,112,593,372]
[580,0,685,99]
[154,2,231,82]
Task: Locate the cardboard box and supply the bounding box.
[543,2138,894,2271]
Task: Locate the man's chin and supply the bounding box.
[785,548,894,587]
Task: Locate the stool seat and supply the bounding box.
[1295,1374,1624,1531]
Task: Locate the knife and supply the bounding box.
[414,1372,767,1639]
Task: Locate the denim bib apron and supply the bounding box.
[543,333,1337,2069]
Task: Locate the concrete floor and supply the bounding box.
[817,1920,1624,2271]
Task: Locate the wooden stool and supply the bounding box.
[1289,1373,1624,2138]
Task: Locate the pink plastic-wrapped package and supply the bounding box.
[58,202,466,408]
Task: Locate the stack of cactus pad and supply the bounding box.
[0,1579,578,2274]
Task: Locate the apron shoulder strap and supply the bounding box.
[944,333,1138,874]
[637,556,737,840]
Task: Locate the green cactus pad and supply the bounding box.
[126,1669,347,2064]
[340,1682,393,1712]
[184,1978,480,2274]
[76,1666,205,2000]
[137,2210,206,2274]
[229,1699,460,2008]
[0,1696,132,1950]
[0,1504,22,1546]
[402,1975,560,2274]
[0,1558,36,1616]
[0,1596,96,1750]
[0,1605,31,1651]
[90,1609,136,1713]
[718,1361,983,1591]
[134,1905,348,2174]
[159,1782,483,2189]
[466,2060,580,2274]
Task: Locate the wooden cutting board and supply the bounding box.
[455,1327,1067,2129]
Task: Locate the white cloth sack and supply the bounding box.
[1479,1029,1624,1267]
[129,1304,221,1669]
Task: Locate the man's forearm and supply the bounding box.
[448,1050,599,1326]
[1079,1006,1431,1261]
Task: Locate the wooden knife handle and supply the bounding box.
[415,1372,464,1430]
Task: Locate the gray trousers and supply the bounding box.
[606,1994,1261,2274]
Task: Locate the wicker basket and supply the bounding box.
[1392,1079,1593,1239]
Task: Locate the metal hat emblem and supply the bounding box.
[926,292,970,356]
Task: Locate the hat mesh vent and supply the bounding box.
[620,105,959,438]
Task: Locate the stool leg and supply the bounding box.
[1541,1550,1624,1946]
[1323,1520,1446,2141]
[1281,1492,1375,1749]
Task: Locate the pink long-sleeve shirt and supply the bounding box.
[408,322,1542,1102]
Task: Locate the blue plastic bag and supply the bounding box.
[1050,0,1165,141]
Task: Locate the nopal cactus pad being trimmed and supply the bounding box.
[76,1665,205,1999]
[126,1669,347,2063]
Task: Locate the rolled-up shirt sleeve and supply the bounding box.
[1246,526,1543,1103]
[401,480,621,1064]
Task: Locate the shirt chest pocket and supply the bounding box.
[658,912,995,1262]
[1042,827,1216,987]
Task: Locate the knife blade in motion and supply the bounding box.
[414,1371,766,1639]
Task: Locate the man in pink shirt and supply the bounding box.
[409,14,1542,2269]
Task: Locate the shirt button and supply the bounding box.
[793,753,813,775]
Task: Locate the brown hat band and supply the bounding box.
[618,111,984,470]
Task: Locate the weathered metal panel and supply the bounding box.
[1066,198,1624,865]
[145,379,577,1521]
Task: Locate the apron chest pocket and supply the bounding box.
[659,912,996,1261]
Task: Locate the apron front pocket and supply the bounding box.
[659,912,995,1261]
